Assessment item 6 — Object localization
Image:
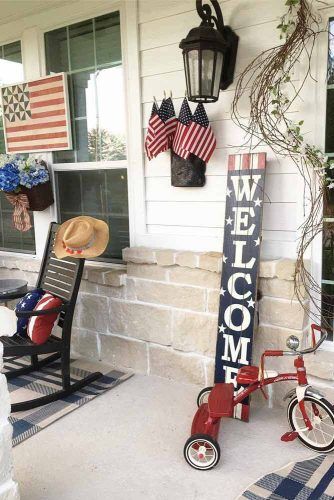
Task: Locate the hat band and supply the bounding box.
[62,236,95,255]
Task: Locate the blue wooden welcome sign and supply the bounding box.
[214,152,267,422]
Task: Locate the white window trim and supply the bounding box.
[311,4,334,350]
[0,0,145,264]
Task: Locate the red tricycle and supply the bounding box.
[184,325,334,470]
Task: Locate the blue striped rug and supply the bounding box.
[239,454,334,500]
[5,357,133,447]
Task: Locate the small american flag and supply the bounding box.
[172,98,192,159]
[160,97,177,147]
[181,103,216,163]
[1,73,71,154]
[145,101,168,160]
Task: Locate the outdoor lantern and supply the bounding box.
[180,0,239,103]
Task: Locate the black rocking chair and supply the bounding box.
[0,222,102,413]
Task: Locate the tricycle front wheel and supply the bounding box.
[287,395,334,452]
[184,433,220,470]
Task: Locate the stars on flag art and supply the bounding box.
[144,96,216,165]
[0,73,72,154]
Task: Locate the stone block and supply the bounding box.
[204,358,215,386]
[175,251,198,269]
[122,247,156,264]
[253,324,304,364]
[86,267,109,285]
[71,328,100,360]
[169,266,220,289]
[133,280,206,311]
[207,289,220,314]
[109,300,172,345]
[97,284,125,299]
[126,263,167,281]
[100,334,148,374]
[305,351,334,380]
[156,250,176,267]
[124,278,137,300]
[276,259,296,281]
[149,345,205,385]
[79,280,98,294]
[198,252,222,273]
[259,259,277,278]
[172,311,217,356]
[15,258,41,273]
[104,270,126,287]
[259,297,306,330]
[259,278,296,300]
[80,295,109,333]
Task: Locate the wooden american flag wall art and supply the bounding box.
[0,73,72,154]
[214,152,267,422]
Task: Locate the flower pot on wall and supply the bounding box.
[171,151,206,187]
[20,180,54,211]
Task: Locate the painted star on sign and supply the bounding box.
[222,255,227,263]
[247,298,255,308]
[254,198,262,207]
[254,237,260,246]
[220,288,226,296]
[226,187,232,197]
[219,324,226,333]
[226,216,233,226]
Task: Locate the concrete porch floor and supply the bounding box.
[13,375,313,500]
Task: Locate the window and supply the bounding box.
[45,12,129,261]
[322,18,334,341]
[0,41,35,253]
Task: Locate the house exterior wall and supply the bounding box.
[0,345,19,500]
[0,0,334,406]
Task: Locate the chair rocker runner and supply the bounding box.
[0,222,103,413]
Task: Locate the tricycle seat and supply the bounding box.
[208,383,234,418]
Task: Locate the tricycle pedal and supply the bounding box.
[281,431,299,442]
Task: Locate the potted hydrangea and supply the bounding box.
[0,155,54,231]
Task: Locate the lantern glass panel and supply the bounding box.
[188,49,199,96]
[202,49,214,96]
[213,51,224,98]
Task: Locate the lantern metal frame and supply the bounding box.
[179,0,239,103]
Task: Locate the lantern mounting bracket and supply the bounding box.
[196,0,225,34]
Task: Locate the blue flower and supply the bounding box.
[0,155,49,191]
[0,162,20,192]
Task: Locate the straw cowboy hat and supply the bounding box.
[54,216,109,259]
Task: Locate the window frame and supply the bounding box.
[0,0,145,264]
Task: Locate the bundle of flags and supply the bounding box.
[144,97,216,164]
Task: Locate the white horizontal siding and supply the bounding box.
[138,0,306,256]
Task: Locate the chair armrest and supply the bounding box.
[15,304,67,318]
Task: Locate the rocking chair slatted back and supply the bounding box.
[36,223,84,329]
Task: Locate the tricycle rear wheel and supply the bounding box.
[197,386,213,407]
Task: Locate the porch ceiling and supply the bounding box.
[0,0,77,25]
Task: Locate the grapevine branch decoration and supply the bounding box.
[231,0,332,327]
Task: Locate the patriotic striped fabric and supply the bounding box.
[160,97,178,147]
[27,292,62,345]
[173,98,193,159]
[174,102,216,163]
[1,73,71,154]
[145,101,168,160]
[228,152,266,170]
